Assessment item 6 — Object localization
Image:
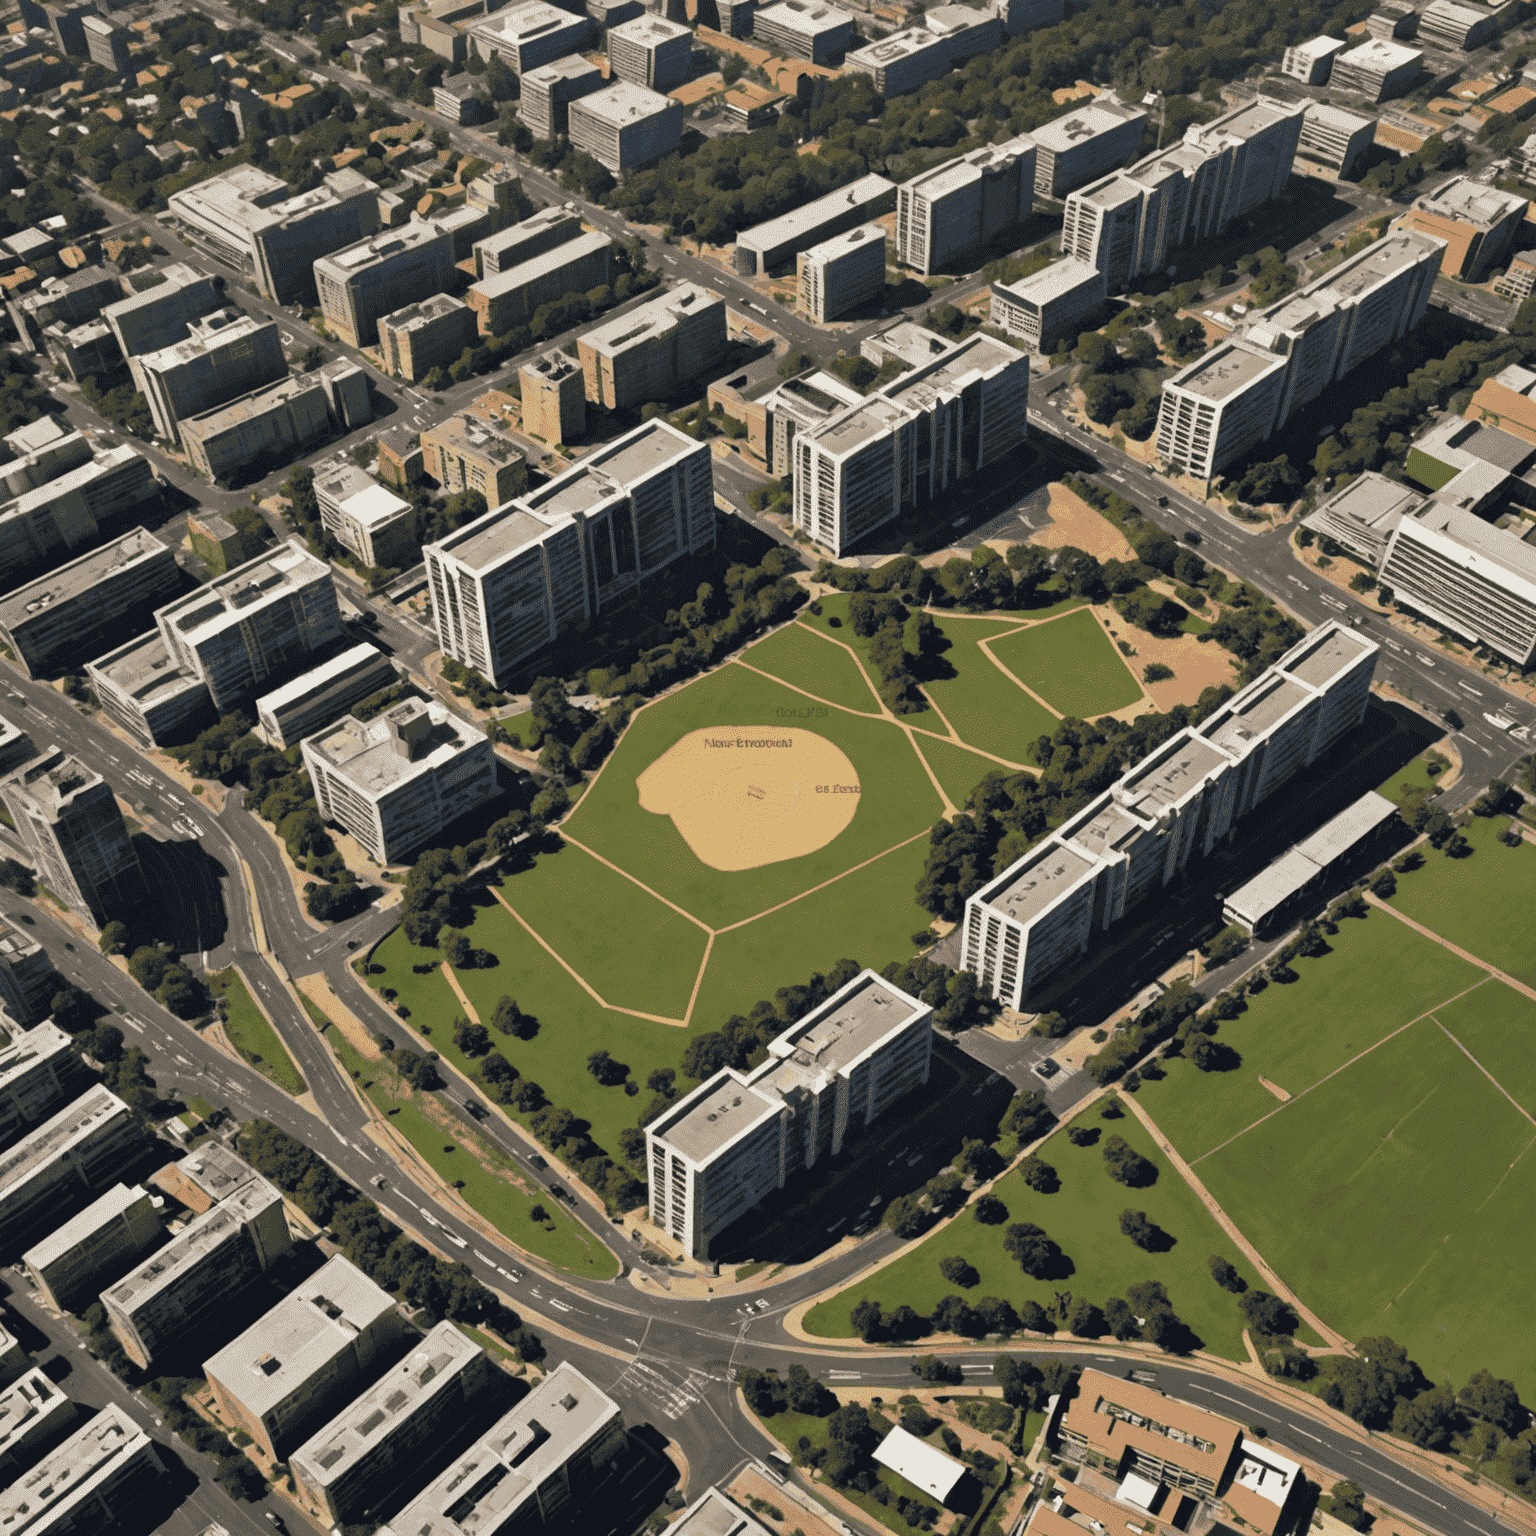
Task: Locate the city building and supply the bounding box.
[1299,471,1425,565]
[1298,103,1376,176]
[467,230,613,334]
[468,0,591,70]
[1393,177,1528,282]
[0,1369,73,1480]
[138,309,287,447]
[0,1087,142,1253]
[1465,361,1536,445]
[845,4,999,96]
[874,1426,967,1505]
[474,209,585,280]
[752,0,855,63]
[716,0,756,36]
[1330,37,1422,100]
[1495,249,1536,301]
[102,1172,292,1369]
[608,13,691,89]
[313,459,419,569]
[519,54,604,139]
[80,13,131,72]
[0,418,90,496]
[1,751,144,927]
[760,369,864,474]
[798,223,885,322]
[521,351,586,444]
[963,621,1379,1006]
[568,81,683,173]
[1155,230,1445,483]
[163,1144,263,1210]
[0,528,180,680]
[378,294,477,383]
[894,133,1037,275]
[87,632,214,749]
[377,425,427,489]
[1223,790,1400,934]
[315,224,455,350]
[1031,95,1147,199]
[791,332,1028,555]
[0,1024,84,1154]
[1281,33,1347,82]
[188,511,267,575]
[377,1361,626,1536]
[425,419,713,686]
[0,1402,163,1536]
[670,1489,774,1536]
[205,1255,401,1460]
[433,70,491,123]
[8,267,125,353]
[40,1,94,56]
[101,264,222,391]
[735,172,897,275]
[23,1182,162,1313]
[647,969,933,1257]
[420,414,529,505]
[256,644,396,751]
[168,166,382,305]
[989,258,1108,353]
[304,698,497,864]
[0,919,54,1028]
[0,1327,22,1391]
[291,1322,495,1525]
[398,0,497,63]
[1416,0,1499,50]
[0,715,33,779]
[578,283,728,409]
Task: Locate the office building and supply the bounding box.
[519,54,603,139]
[990,258,1108,353]
[205,1255,401,1460]
[256,645,396,751]
[189,511,267,575]
[313,460,419,570]
[137,309,287,447]
[1300,471,1425,565]
[792,332,1028,556]
[1155,230,1444,483]
[0,1025,84,1154]
[86,631,214,749]
[752,0,854,63]
[1465,360,1536,446]
[101,264,222,391]
[433,71,490,123]
[0,1087,142,1253]
[23,1183,162,1313]
[474,209,585,281]
[467,230,613,333]
[963,621,1378,1006]
[735,172,897,275]
[0,920,52,1028]
[1495,248,1536,302]
[1393,177,1528,282]
[426,419,713,686]
[799,223,885,321]
[469,0,591,70]
[568,81,683,173]
[1282,34,1347,82]
[377,295,476,384]
[315,224,455,350]
[0,528,179,681]
[103,1172,291,1369]
[8,268,125,354]
[2,752,143,927]
[608,14,691,89]
[0,1327,22,1391]
[161,1145,262,1210]
[1330,37,1422,99]
[648,969,933,1257]
[378,1361,626,1536]
[895,133,1037,275]
[845,5,999,97]
[41,1,94,56]
[716,0,756,35]
[521,351,586,444]
[1298,103,1376,176]
[304,699,496,864]
[0,1402,163,1536]
[1032,96,1147,199]
[1417,0,1498,49]
[0,1369,73,1479]
[398,0,496,62]
[0,715,32,781]
[81,13,131,72]
[168,165,382,305]
[421,414,529,505]
[1366,1,1419,40]
[578,282,728,409]
[291,1322,494,1525]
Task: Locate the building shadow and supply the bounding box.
[131,833,231,958]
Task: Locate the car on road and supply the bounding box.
[1033,1059,1060,1080]
[461,1099,487,1120]
[547,1183,573,1204]
[369,1175,386,1189]
[755,1298,770,1311]
[528,1154,548,1171]
[264,1515,286,1532]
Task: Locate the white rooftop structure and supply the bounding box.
[873,1426,967,1503]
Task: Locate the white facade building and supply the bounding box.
[1298,103,1376,176]
[567,80,682,172]
[1330,38,1422,100]
[607,13,691,90]
[989,258,1107,354]
[798,223,886,322]
[895,133,1037,276]
[752,0,854,63]
[1282,34,1347,82]
[1032,96,1147,199]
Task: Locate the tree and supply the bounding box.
[98,920,131,956]
[1103,1296,1140,1340]
[1103,1134,1156,1187]
[1240,1291,1297,1336]
[850,1299,884,1341]
[1032,1010,1070,1038]
[884,1193,927,1239]
[939,1254,978,1288]
[786,1363,833,1415]
[492,995,538,1039]
[1018,1156,1059,1193]
[973,1193,1008,1225]
[931,1294,978,1335]
[1069,1299,1104,1336]
[1003,1222,1062,1278]
[1119,1209,1162,1250]
[1392,1384,1462,1449]
[994,1356,1040,1406]
[1459,1369,1525,1436]
[1208,1255,1247,1293]
[911,1354,963,1385]
[1326,1481,1368,1531]
[586,1049,629,1086]
[739,1367,788,1416]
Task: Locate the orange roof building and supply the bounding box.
[1465,362,1536,445]
[1392,176,1528,282]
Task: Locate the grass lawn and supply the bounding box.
[211,970,307,1096]
[1181,614,1212,635]
[746,623,883,714]
[987,609,1143,720]
[1387,815,1536,984]
[1135,912,1482,1163]
[798,594,937,728]
[1197,1018,1536,1399]
[1375,751,1447,808]
[913,733,1006,811]
[1430,981,1536,1119]
[561,661,942,928]
[803,1106,1264,1360]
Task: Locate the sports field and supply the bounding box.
[987,608,1145,719]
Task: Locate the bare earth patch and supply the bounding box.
[1098,606,1240,714]
[1031,484,1138,562]
[1259,1076,1292,1102]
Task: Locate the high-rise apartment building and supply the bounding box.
[1281,34,1346,83]
[578,283,728,409]
[0,1369,74,1481]
[1298,103,1376,177]
[989,258,1106,353]
[520,351,586,444]
[0,1025,86,1154]
[23,1182,162,1312]
[101,264,222,391]
[752,0,855,63]
[314,224,455,349]
[844,4,998,96]
[138,309,287,446]
[426,420,713,686]
[963,622,1379,1006]
[798,224,885,322]
[608,13,692,89]
[377,294,477,383]
[1031,95,1147,199]
[648,970,933,1257]
[895,132,1037,275]
[568,81,683,172]
[1417,0,1499,50]
[518,54,604,139]
[255,644,397,751]
[0,917,56,1028]
[467,231,613,335]
[81,13,132,72]
[473,209,585,280]
[735,173,897,275]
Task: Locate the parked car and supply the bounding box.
[1033,1059,1060,1080]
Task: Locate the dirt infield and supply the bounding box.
[636,726,861,872]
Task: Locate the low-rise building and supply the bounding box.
[23,1182,162,1313]
[474,209,586,280]
[313,459,419,570]
[1298,102,1376,176]
[1299,471,1424,565]
[608,13,692,90]
[468,0,591,70]
[1416,0,1499,50]
[520,352,587,444]
[1495,249,1536,301]
[1393,177,1528,282]
[1282,34,1347,83]
[467,230,613,334]
[0,1024,84,1154]
[256,645,397,751]
[1465,361,1536,445]
[1330,37,1422,100]
[205,1254,401,1460]
[420,413,529,504]
[578,282,728,409]
[895,133,1037,275]
[752,0,855,63]
[735,172,897,275]
[304,698,497,864]
[670,1489,775,1536]
[378,294,477,383]
[1031,95,1147,199]
[0,919,54,1027]
[0,1369,74,1480]
[291,1322,494,1525]
[874,1426,968,1505]
[799,223,885,322]
[844,4,998,96]
[519,54,604,139]
[647,969,932,1258]
[990,257,1105,353]
[568,80,683,173]
[433,70,491,123]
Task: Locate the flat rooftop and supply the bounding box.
[652,1069,779,1163]
[101,262,209,323]
[981,836,1099,926]
[754,0,854,33]
[380,293,469,331]
[174,1143,264,1205]
[1337,36,1422,69]
[424,413,525,468]
[434,503,563,573]
[848,23,949,63]
[159,539,327,640]
[87,630,202,712]
[1193,97,1300,144]
[1290,34,1347,61]
[1281,622,1375,689]
[1073,172,1142,211]
[317,222,445,278]
[572,78,677,124]
[1416,175,1528,226]
[476,208,579,257]
[0,1087,127,1195]
[473,0,587,41]
[804,222,885,261]
[307,699,485,796]
[998,256,1103,304]
[517,418,697,519]
[1062,1369,1238,1472]
[0,1403,150,1529]
[0,1022,71,1092]
[182,373,326,437]
[23,1181,152,1273]
[471,230,611,298]
[1399,495,1536,585]
[884,333,1019,411]
[804,395,914,457]
[1032,99,1144,153]
[757,972,926,1093]
[523,52,601,85]
[0,1369,66,1458]
[1203,673,1313,755]
[139,312,271,373]
[257,643,389,715]
[610,12,690,40]
[580,282,719,355]
[738,172,895,254]
[1168,341,1285,403]
[669,1490,773,1536]
[902,132,1036,202]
